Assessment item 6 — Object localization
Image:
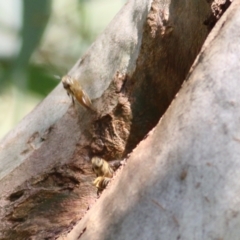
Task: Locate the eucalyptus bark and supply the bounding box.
[0,0,228,239]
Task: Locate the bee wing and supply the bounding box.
[54,75,61,80]
[71,95,75,105]
[109,160,122,171]
[109,165,114,176]
[82,90,92,107]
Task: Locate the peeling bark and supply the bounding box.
[0,0,213,239]
[204,0,233,30]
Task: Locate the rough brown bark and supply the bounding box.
[0,0,214,239]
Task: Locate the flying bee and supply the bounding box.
[62,75,94,110]
[91,156,114,193]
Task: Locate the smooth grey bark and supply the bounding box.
[59,0,240,239]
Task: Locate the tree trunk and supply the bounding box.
[0,0,232,239]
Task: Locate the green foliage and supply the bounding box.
[1,0,52,94]
[28,65,58,96]
[16,0,51,70]
[0,0,125,96]
[0,0,124,138]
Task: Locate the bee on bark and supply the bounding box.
[91,156,114,193]
[62,75,94,110]
[93,176,112,192]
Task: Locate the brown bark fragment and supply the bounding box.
[204,0,233,30]
[1,159,95,240]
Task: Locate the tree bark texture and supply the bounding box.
[60,1,240,239]
[0,0,222,239]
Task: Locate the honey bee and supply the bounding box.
[93,176,112,192]
[62,75,94,110]
[91,156,114,178]
[91,156,114,192]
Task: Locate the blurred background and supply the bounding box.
[0,0,125,139]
